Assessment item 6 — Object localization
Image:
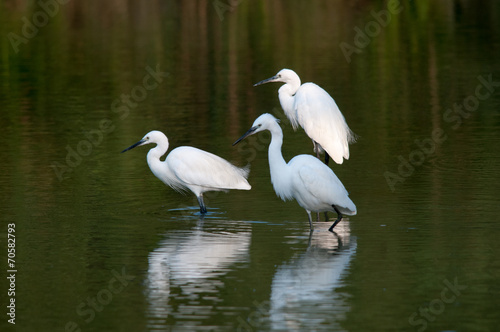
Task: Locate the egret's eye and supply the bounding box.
[258,124,262,127]
[146,137,149,140]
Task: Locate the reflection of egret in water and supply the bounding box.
[268,222,356,331]
[146,222,251,330]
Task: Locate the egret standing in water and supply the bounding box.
[122,130,251,214]
[233,114,356,232]
[254,68,356,165]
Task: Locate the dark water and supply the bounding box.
[1,1,500,331]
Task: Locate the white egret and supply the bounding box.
[122,130,251,214]
[254,68,356,165]
[233,114,356,232]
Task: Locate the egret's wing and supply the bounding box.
[295,158,346,201]
[167,147,251,191]
[294,83,355,164]
[294,156,356,214]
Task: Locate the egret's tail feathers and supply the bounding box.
[336,199,356,216]
[239,182,252,190]
[331,152,345,164]
[347,128,358,144]
[238,164,251,179]
[343,209,357,216]
[232,164,251,190]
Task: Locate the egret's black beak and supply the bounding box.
[121,139,146,153]
[233,126,258,146]
[254,75,279,87]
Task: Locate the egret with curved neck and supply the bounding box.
[122,130,251,214]
[254,68,356,165]
[233,114,356,232]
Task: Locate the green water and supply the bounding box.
[1,1,500,331]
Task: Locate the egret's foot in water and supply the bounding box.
[328,205,343,233]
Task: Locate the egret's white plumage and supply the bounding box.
[234,114,356,231]
[122,130,251,213]
[254,68,356,164]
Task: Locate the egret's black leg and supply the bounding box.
[197,195,207,214]
[307,211,313,230]
[318,212,329,222]
[329,205,343,232]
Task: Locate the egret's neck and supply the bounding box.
[146,140,169,174]
[278,80,301,129]
[267,125,292,200]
